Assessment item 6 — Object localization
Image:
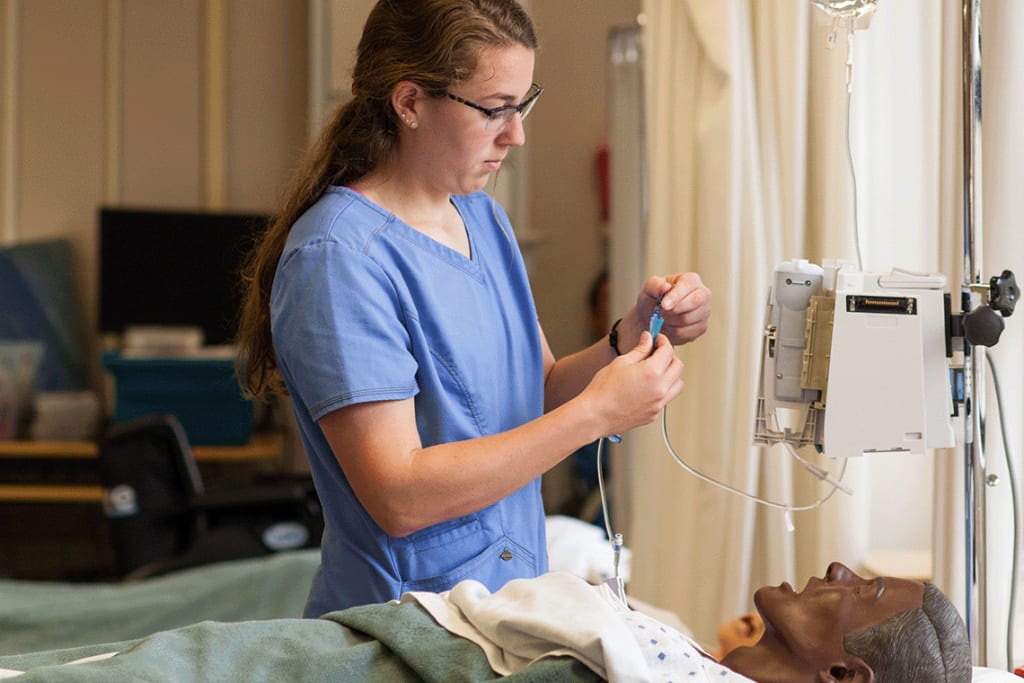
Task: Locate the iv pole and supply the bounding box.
[961,0,1023,664]
[961,0,987,665]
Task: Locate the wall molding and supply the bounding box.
[2,0,20,244]
[104,0,122,206]
[202,0,226,209]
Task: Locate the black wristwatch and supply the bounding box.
[609,318,624,355]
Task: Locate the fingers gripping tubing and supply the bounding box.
[606,295,667,443]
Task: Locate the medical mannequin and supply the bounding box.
[397,563,971,682]
[720,562,972,683]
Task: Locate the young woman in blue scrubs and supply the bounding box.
[236,0,712,618]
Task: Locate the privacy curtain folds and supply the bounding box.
[619,0,1024,662]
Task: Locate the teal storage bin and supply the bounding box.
[102,351,253,445]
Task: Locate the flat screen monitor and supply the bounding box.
[98,207,269,346]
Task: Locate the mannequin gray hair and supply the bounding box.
[843,582,972,683]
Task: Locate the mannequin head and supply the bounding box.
[720,562,971,683]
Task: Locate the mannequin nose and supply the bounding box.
[825,561,858,583]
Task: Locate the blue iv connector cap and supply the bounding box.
[648,296,665,338]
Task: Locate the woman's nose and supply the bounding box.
[497,114,527,147]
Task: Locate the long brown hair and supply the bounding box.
[235,0,537,399]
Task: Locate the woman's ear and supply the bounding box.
[817,655,875,683]
[391,81,422,129]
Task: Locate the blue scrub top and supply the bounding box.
[270,187,549,616]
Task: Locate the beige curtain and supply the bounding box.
[625,0,1024,664]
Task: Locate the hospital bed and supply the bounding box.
[0,570,1017,682]
[0,520,1016,681]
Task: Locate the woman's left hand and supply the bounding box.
[636,272,712,347]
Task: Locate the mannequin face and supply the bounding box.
[722,563,924,682]
[755,562,924,645]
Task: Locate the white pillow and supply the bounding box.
[973,666,1020,682]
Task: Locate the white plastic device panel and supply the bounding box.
[754,260,955,459]
[824,268,954,459]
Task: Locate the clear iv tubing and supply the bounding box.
[834,22,864,271]
[597,406,850,544]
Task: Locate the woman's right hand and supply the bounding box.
[582,330,685,438]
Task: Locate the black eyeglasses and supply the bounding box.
[444,83,543,132]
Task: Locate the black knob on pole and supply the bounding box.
[990,270,1018,317]
[962,306,1005,347]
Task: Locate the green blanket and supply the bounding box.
[0,601,601,682]
[0,550,320,656]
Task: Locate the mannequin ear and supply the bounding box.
[816,655,875,683]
